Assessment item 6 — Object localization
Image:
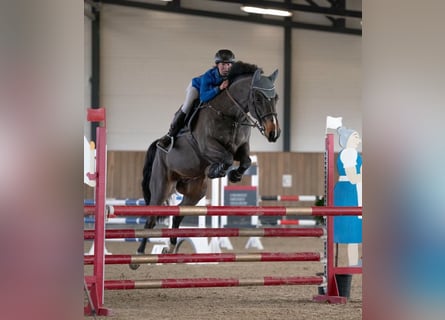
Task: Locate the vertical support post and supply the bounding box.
[313,133,346,303]
[282,15,292,151]
[325,133,342,298]
[85,108,112,316]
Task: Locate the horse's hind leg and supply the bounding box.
[137,216,157,254]
[168,178,208,253]
[165,216,185,253]
[129,216,156,270]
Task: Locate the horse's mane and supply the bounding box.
[227,61,262,82]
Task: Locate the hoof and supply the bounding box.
[208,172,225,179]
[207,164,227,179]
[162,244,176,254]
[129,263,140,270]
[228,169,242,182]
[129,251,143,270]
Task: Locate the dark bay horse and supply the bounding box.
[130,62,280,270]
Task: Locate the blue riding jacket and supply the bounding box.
[191,67,225,103]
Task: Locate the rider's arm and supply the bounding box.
[199,68,223,102]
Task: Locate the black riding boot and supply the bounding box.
[157,110,187,152]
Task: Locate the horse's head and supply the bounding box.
[249,69,281,142]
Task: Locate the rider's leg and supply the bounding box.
[157,108,187,151]
[157,83,198,152]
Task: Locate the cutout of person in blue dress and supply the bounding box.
[334,126,362,266]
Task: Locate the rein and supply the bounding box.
[225,88,266,136]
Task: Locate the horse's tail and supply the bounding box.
[141,140,159,205]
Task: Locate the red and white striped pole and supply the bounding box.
[84,252,322,265]
[84,205,362,216]
[103,276,324,290]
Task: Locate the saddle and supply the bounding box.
[174,100,209,161]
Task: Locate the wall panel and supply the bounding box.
[84,151,332,204]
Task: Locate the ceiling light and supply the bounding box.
[241,6,292,17]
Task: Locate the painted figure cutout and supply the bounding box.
[334,126,362,266]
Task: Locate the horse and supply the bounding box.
[129,62,280,270]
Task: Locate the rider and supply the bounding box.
[157,49,236,152]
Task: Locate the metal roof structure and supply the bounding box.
[86,0,361,36]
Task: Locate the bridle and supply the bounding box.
[224,81,277,137]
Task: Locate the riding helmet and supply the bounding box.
[214,49,235,64]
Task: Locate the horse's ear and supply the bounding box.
[252,69,262,84]
[269,69,279,83]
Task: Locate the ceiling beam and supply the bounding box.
[220,0,362,18]
[100,0,361,36]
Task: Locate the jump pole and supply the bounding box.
[261,195,320,226]
[84,205,361,216]
[84,252,322,265]
[84,227,326,239]
[103,276,324,290]
[277,219,317,226]
[260,195,320,202]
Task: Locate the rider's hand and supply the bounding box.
[219,80,229,91]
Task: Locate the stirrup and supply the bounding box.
[156,136,174,153]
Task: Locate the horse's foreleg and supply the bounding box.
[129,216,156,270]
[228,146,252,183]
[208,162,232,179]
[228,164,249,182]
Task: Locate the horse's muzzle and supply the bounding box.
[267,128,281,142]
[264,115,281,142]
